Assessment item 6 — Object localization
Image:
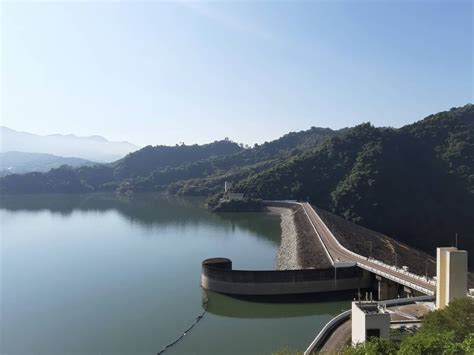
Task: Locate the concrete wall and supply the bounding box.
[376,275,399,300]
[436,247,468,309]
[446,249,468,304]
[201,258,372,296]
[351,303,367,345]
[436,247,457,309]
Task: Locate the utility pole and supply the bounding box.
[425,260,428,279]
[368,241,372,258]
[455,233,458,248]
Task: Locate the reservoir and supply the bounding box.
[0,193,348,355]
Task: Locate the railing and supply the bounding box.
[366,258,436,286]
[297,202,435,293]
[358,263,435,296]
[303,309,351,355]
[298,202,335,264]
[302,202,436,287]
[264,200,436,294]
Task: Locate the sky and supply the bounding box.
[1,0,472,147]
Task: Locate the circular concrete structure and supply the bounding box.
[201,257,372,296]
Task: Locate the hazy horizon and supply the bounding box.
[2,0,472,146]
[1,102,472,148]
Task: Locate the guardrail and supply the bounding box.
[301,202,436,287]
[294,202,435,293]
[357,263,434,296]
[298,203,335,265]
[304,295,435,354]
[366,258,436,286]
[264,200,436,295]
[303,309,351,355]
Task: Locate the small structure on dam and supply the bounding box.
[201,258,372,297]
[351,301,390,345]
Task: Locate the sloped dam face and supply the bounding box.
[1,193,351,355]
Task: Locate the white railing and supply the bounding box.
[285,201,436,295]
[298,202,335,265]
[303,309,351,355]
[299,202,436,293]
[308,205,435,283]
[358,263,435,296]
[366,258,436,286]
[264,200,436,294]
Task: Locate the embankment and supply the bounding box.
[266,202,332,270]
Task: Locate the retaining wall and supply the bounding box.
[201,258,372,296]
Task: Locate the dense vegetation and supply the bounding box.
[237,105,474,265]
[0,139,243,194]
[341,297,474,355]
[1,105,473,264]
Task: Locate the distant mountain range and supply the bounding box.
[0,126,140,162]
[1,105,473,266]
[0,151,97,177]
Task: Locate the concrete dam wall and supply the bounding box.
[201,258,372,296]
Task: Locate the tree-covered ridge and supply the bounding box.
[0,139,243,194]
[403,104,474,194]
[111,139,244,179]
[237,105,474,264]
[1,105,473,264]
[0,125,337,195]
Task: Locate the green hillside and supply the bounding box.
[237,104,474,264]
[0,139,243,194]
[1,105,473,264]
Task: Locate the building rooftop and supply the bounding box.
[354,301,388,315]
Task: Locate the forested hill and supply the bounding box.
[1,105,473,264]
[110,139,244,179]
[0,139,244,194]
[0,127,337,195]
[237,104,474,264]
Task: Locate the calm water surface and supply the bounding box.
[0,194,348,355]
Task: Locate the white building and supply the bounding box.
[436,247,468,309]
[351,301,390,345]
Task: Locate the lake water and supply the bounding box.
[0,194,348,355]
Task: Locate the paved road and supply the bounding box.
[300,202,435,295]
[319,319,351,353]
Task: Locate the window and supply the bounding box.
[366,329,381,338]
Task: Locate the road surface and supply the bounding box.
[300,202,435,295]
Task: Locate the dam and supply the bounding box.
[201,202,436,300]
[202,257,372,297]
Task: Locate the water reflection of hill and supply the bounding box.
[0,193,281,244]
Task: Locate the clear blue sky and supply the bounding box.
[1,0,472,147]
